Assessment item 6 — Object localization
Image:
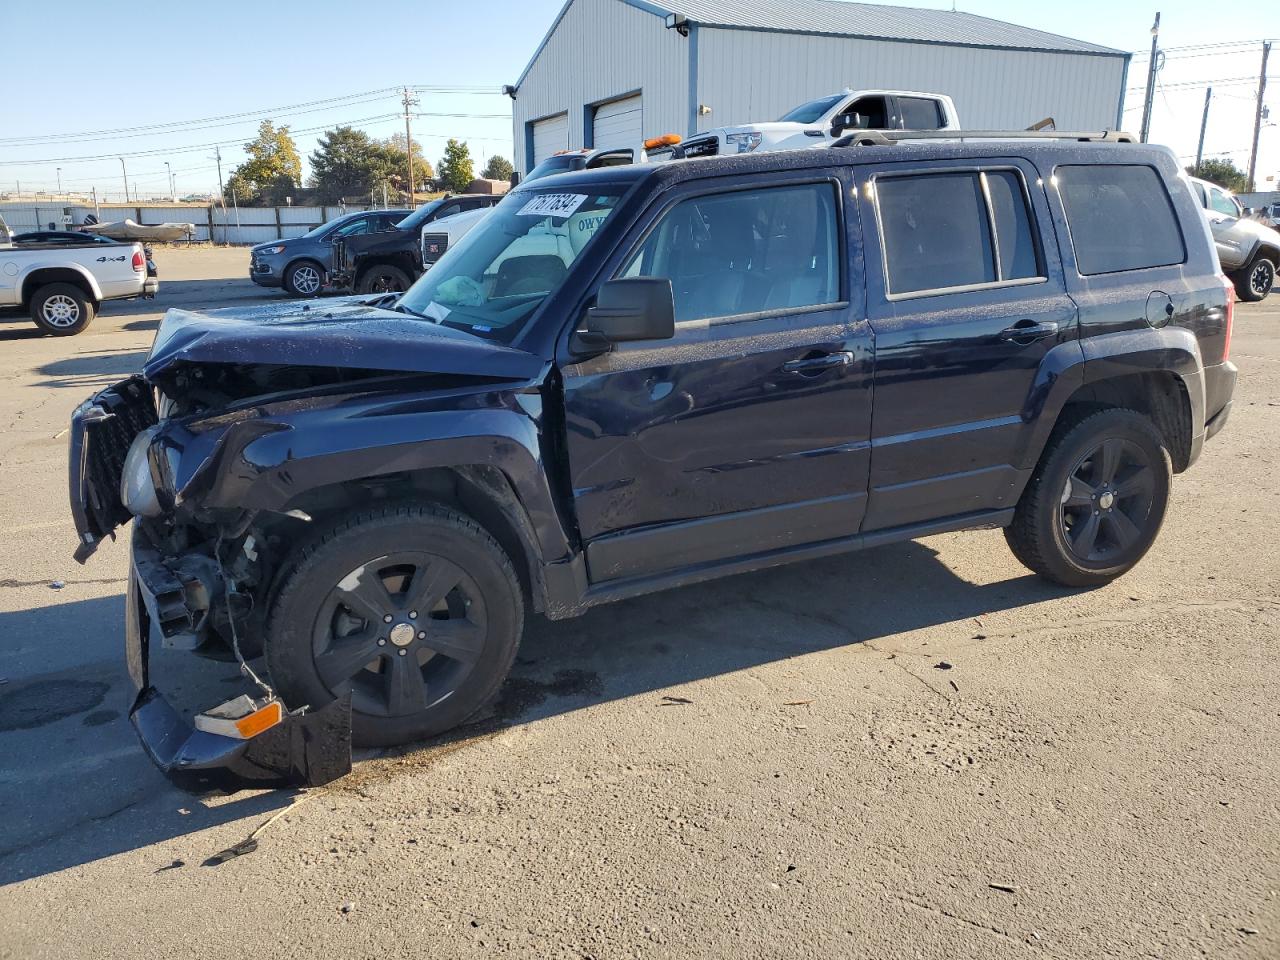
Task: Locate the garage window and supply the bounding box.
[1056,164,1185,275]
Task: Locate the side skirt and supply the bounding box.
[540,507,1014,619]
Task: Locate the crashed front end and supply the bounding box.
[69,374,352,792]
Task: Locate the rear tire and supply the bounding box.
[30,282,95,336]
[1005,408,1171,587]
[356,264,411,295]
[265,504,523,748]
[283,259,325,297]
[1236,254,1275,302]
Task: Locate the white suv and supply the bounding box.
[676,89,960,158]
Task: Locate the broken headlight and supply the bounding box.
[120,425,163,517]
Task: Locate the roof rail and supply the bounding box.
[832,129,1137,148]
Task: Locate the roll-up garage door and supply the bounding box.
[532,113,569,166]
[592,94,643,149]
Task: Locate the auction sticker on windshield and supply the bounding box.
[518,193,589,218]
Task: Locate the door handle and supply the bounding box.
[781,351,855,374]
[1000,320,1059,343]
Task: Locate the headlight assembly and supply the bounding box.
[726,132,763,154]
[258,245,286,256]
[120,425,163,518]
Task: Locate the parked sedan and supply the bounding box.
[249,209,411,296]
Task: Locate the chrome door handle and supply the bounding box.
[781,351,855,374]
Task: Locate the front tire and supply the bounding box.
[1236,254,1275,302]
[266,504,524,747]
[283,260,325,297]
[1005,408,1172,587]
[30,282,95,336]
[356,264,411,295]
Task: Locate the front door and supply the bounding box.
[853,159,1080,531]
[560,176,874,583]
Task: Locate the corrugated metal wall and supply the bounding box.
[694,29,1127,133]
[0,202,378,244]
[512,0,688,171]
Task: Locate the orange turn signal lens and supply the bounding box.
[234,700,284,739]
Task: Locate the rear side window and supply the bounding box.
[898,97,944,130]
[875,170,1041,296]
[1056,165,1185,275]
[622,182,840,324]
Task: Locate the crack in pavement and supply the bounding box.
[892,893,1024,946]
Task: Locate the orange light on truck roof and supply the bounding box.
[644,133,682,149]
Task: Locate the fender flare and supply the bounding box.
[19,261,105,303]
[1014,326,1204,470]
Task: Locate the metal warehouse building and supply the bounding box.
[508,0,1129,172]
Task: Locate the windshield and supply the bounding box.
[302,216,352,239]
[777,93,846,124]
[523,154,586,183]
[393,198,449,232]
[396,185,625,342]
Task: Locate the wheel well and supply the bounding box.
[1056,372,1193,472]
[285,257,325,275]
[1254,244,1279,266]
[267,466,544,613]
[355,257,412,281]
[21,269,96,307]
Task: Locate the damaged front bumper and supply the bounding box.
[126,555,352,792]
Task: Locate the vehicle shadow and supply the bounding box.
[0,537,1074,886]
[33,349,151,390]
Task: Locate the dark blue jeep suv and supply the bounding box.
[69,131,1237,789]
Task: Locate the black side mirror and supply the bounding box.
[830,112,860,136]
[578,277,675,351]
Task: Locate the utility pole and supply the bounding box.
[1195,87,1212,172]
[1247,41,1271,193]
[401,86,420,205]
[56,167,62,195]
[165,161,175,201]
[213,146,225,201]
[119,157,129,203]
[1139,12,1161,144]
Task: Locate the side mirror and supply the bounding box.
[830,112,860,136]
[579,277,675,350]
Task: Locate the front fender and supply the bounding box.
[177,394,572,563]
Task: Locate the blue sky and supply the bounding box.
[1,0,1275,200]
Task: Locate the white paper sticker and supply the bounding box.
[517,193,589,218]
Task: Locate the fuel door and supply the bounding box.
[1145,290,1174,328]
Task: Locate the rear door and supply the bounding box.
[853,158,1079,532]
[560,173,874,583]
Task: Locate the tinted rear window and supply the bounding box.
[877,173,994,294]
[898,97,944,130]
[1057,165,1185,275]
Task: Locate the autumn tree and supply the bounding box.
[481,155,514,181]
[437,139,475,193]
[224,120,302,205]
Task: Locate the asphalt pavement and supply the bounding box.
[0,247,1277,959]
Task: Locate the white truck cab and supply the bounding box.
[677,89,960,157]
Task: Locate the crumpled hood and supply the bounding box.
[143,297,544,381]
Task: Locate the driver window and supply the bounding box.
[620,182,840,324]
[334,217,371,237]
[834,96,890,131]
[1208,187,1238,217]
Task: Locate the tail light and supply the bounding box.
[131,250,145,272]
[1219,273,1234,362]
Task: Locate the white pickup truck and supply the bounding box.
[0,214,158,335]
[676,89,960,157]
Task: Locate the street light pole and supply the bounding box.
[56,167,62,195]
[119,157,129,203]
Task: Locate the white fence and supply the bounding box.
[0,201,387,245]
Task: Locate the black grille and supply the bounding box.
[680,136,719,158]
[85,377,157,534]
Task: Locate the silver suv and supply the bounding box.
[1187,175,1279,301]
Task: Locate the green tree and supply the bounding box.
[384,133,434,181]
[309,126,399,203]
[224,120,302,204]
[481,155,514,181]
[1186,158,1250,194]
[437,138,475,194]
